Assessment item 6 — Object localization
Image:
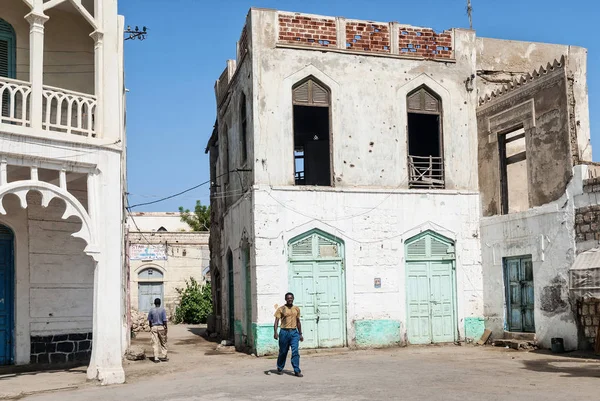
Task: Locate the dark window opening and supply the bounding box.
[240,94,248,163]
[214,269,222,317]
[293,105,330,186]
[499,127,528,214]
[157,226,167,232]
[292,78,331,186]
[406,87,444,189]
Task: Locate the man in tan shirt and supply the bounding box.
[274,292,304,377]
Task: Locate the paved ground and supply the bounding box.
[8,327,600,401]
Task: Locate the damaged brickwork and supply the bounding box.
[574,203,600,243]
[346,22,390,53]
[576,298,600,347]
[398,27,453,59]
[540,276,569,313]
[278,14,337,47]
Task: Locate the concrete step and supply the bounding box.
[503,331,535,341]
[492,339,537,350]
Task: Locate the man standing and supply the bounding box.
[274,292,303,377]
[148,298,168,363]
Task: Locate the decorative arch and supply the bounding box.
[137,266,164,280]
[292,76,330,106]
[0,181,97,258]
[288,228,344,260]
[134,263,166,276]
[407,85,442,113]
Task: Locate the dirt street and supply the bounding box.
[17,325,600,401]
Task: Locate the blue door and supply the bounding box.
[504,256,535,333]
[0,225,14,365]
[138,282,164,313]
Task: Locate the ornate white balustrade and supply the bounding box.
[0,78,97,138]
[0,77,32,127]
[42,85,97,137]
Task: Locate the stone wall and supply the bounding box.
[576,298,600,347]
[30,333,92,364]
[574,205,600,243]
[582,177,600,194]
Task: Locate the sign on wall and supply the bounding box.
[130,244,167,261]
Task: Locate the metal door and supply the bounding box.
[504,256,535,332]
[290,260,345,348]
[0,230,14,365]
[138,282,164,312]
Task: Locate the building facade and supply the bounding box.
[127,213,210,318]
[0,0,126,384]
[208,8,599,356]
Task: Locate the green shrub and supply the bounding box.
[174,278,213,324]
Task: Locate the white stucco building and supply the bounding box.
[0,0,126,384]
[207,8,597,356]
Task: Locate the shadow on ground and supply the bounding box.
[521,358,600,378]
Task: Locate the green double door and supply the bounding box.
[290,260,345,349]
[504,256,535,333]
[407,260,456,344]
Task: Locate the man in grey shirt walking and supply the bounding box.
[148,298,168,362]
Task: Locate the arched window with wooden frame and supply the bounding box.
[406,86,445,189]
[292,77,332,186]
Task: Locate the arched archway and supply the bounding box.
[0,224,14,365]
[137,266,165,312]
[405,230,457,344]
[287,229,345,349]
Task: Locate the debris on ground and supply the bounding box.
[125,345,146,361]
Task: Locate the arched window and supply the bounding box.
[0,19,16,79]
[0,19,16,120]
[406,86,444,189]
[292,77,331,186]
[240,93,248,163]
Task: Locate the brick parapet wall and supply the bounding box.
[398,27,453,58]
[30,332,92,364]
[575,205,600,242]
[577,298,600,344]
[278,14,337,48]
[277,12,454,60]
[346,21,390,53]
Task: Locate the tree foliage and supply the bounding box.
[179,200,210,231]
[174,278,213,324]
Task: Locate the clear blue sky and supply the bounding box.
[120,0,599,212]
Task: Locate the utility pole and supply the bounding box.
[467,0,473,30]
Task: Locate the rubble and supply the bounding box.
[125,346,146,361]
[131,309,150,333]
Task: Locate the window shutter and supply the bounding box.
[407,88,440,113]
[0,39,8,78]
[311,81,329,105]
[317,235,338,257]
[0,19,15,79]
[430,237,450,258]
[293,81,310,104]
[423,91,439,112]
[407,237,427,259]
[407,91,421,111]
[291,236,313,258]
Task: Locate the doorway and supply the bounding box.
[504,256,535,332]
[137,267,164,313]
[0,224,14,365]
[406,231,456,344]
[288,230,345,349]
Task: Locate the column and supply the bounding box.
[89,31,104,138]
[24,11,49,131]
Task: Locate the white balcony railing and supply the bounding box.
[408,155,445,189]
[0,77,97,138]
[43,85,97,137]
[0,77,32,127]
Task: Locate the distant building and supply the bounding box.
[127,213,210,318]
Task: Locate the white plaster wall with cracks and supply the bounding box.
[251,187,484,347]
[0,0,127,386]
[480,166,589,351]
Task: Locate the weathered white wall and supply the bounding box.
[127,213,191,232]
[129,232,210,315]
[0,1,95,94]
[1,190,94,365]
[476,38,591,161]
[251,187,483,345]
[480,166,587,351]
[250,9,479,191]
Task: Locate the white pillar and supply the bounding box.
[90,31,104,138]
[85,170,125,385]
[24,11,48,131]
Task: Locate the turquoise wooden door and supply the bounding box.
[504,256,535,333]
[406,231,456,344]
[0,226,14,365]
[138,282,164,312]
[289,231,345,349]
